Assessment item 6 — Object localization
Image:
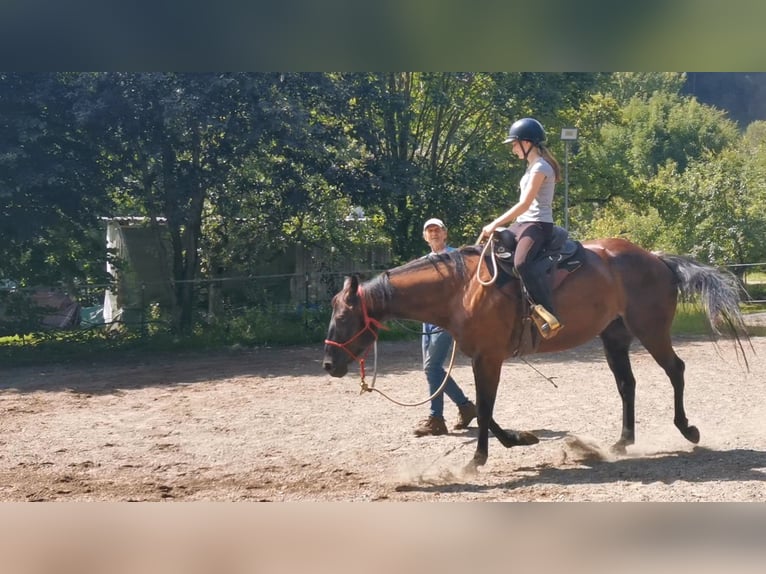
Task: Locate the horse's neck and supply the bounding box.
[375,263,466,328]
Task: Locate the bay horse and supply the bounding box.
[322,237,749,472]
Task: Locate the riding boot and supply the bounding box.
[522,271,562,339]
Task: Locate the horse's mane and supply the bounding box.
[362,245,480,308]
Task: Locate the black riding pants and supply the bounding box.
[510,221,555,311]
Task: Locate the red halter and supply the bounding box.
[324,286,389,377]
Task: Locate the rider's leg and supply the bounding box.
[512,222,562,337]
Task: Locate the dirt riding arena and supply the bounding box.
[1,328,765,501]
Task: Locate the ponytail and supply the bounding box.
[538,144,562,183]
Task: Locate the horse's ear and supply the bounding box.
[343,275,360,298]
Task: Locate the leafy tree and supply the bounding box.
[567,76,740,242]
[609,72,687,104]
[7,71,764,344]
[736,121,766,263]
[79,73,274,333]
[662,149,762,265]
[586,137,766,266]
[0,73,109,287]
[201,73,390,285]
[578,196,669,250]
[559,90,628,225]
[336,72,602,259]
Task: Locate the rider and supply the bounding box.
[479,117,563,338]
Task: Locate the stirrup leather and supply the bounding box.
[530,304,562,339]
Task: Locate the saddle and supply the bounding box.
[490,225,585,355]
[492,225,583,284]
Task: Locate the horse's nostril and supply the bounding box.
[323,361,333,372]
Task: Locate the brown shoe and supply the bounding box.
[413,416,448,437]
[454,401,477,430]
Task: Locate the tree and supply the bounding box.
[80,73,273,333]
[568,76,740,242]
[201,73,389,288]
[0,73,109,287]
[659,148,765,265]
[336,72,602,259]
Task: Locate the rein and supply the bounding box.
[476,235,499,286]
[360,338,458,407]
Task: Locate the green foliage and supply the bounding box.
[0,326,147,367]
[622,91,737,182]
[644,146,766,265]
[608,72,687,104]
[0,73,110,286]
[0,305,330,367]
[5,71,766,349]
[579,197,672,250]
[566,75,751,266]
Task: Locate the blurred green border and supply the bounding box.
[2,1,762,71]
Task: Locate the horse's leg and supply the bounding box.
[468,354,504,472]
[624,310,700,445]
[468,355,538,474]
[599,318,637,454]
[641,334,699,444]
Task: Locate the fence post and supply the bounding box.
[140,282,146,338]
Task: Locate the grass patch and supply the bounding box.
[744,270,766,283]
[672,302,766,337]
[671,305,712,335]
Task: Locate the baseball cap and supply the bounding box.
[423,217,446,231]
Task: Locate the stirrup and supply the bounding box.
[531,304,562,340]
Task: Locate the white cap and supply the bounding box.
[423,217,446,231]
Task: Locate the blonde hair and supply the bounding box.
[538,144,562,183]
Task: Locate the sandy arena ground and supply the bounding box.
[1,328,765,501]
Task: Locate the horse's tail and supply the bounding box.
[658,253,751,356]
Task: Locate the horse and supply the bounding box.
[322,236,749,472]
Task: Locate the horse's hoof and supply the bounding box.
[683,425,700,444]
[517,431,540,445]
[610,442,628,455]
[493,429,539,448]
[464,460,479,476]
[470,452,487,470]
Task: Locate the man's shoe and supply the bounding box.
[413,416,448,437]
[454,401,477,430]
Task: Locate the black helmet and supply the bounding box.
[503,117,546,145]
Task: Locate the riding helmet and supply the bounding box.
[503,117,546,145]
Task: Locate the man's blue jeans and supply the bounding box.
[422,328,470,418]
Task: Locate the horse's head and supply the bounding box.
[323,275,385,377]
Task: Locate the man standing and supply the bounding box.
[414,217,477,437]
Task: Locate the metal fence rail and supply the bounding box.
[727,262,766,304]
[4,263,766,337]
[1,270,383,337]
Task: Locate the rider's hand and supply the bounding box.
[481,224,496,241]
